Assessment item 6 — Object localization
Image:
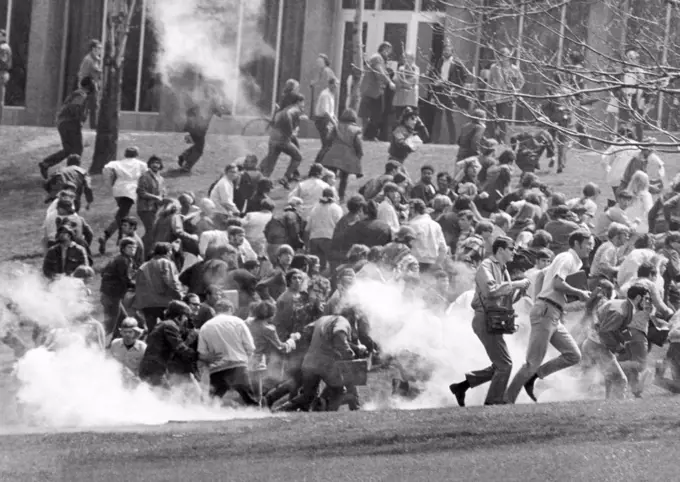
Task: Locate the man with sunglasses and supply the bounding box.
[506,230,593,403]
[449,236,530,406]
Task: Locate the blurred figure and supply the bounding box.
[77,39,103,129]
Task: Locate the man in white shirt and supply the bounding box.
[377,182,402,234]
[98,147,148,254]
[198,299,259,406]
[210,163,240,229]
[408,199,448,271]
[109,317,147,376]
[288,163,329,221]
[313,78,338,163]
[601,128,640,197]
[506,230,593,403]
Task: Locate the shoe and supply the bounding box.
[484,400,508,406]
[39,163,49,180]
[98,237,107,256]
[524,374,538,402]
[548,159,555,168]
[557,168,563,174]
[449,382,467,407]
[177,155,184,167]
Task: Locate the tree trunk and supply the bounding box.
[90,65,122,174]
[348,0,364,113]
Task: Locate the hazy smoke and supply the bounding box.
[0,266,267,429]
[147,0,274,120]
[346,278,594,408]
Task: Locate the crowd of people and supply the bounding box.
[4,37,680,412]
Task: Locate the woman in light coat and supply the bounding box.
[393,52,420,120]
[624,171,654,235]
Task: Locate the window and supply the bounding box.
[381,0,416,10]
[0,0,32,107]
[121,0,159,113]
[343,0,376,9]
[421,0,446,11]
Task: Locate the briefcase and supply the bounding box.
[648,318,670,347]
[565,271,588,303]
[336,358,371,386]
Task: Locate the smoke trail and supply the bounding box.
[147,0,273,119]
[0,266,267,429]
[346,278,595,408]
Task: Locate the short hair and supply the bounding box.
[227,226,245,236]
[260,198,276,211]
[634,233,654,250]
[318,53,331,67]
[433,270,449,280]
[491,211,512,228]
[432,195,453,212]
[147,155,163,169]
[206,284,224,297]
[214,299,235,314]
[411,198,427,215]
[224,163,238,173]
[568,230,592,248]
[346,194,367,214]
[124,146,139,158]
[492,236,514,254]
[626,284,650,301]
[119,237,137,253]
[535,248,554,260]
[382,182,400,194]
[531,230,553,248]
[243,259,260,271]
[637,261,657,279]
[165,300,192,320]
[79,77,95,91]
[367,246,383,262]
[308,163,325,178]
[152,242,173,257]
[289,93,305,104]
[475,221,494,235]
[66,154,81,166]
[551,192,567,207]
[616,190,634,201]
[252,300,277,320]
[347,244,370,263]
[393,173,407,184]
[665,231,680,246]
[89,39,101,50]
[285,268,305,286]
[520,173,540,189]
[458,209,474,221]
[72,265,95,280]
[385,160,401,174]
[256,178,274,194]
[583,182,599,198]
[607,222,629,241]
[276,244,294,258]
[420,164,434,173]
[526,193,542,206]
[120,216,138,228]
[436,171,452,183]
[498,149,515,165]
[378,41,392,53]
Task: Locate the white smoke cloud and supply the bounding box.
[147,0,274,118]
[347,278,596,409]
[0,266,267,429]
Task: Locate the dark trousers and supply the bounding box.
[141,306,166,333]
[209,366,260,406]
[314,116,334,164]
[489,101,513,144]
[619,328,648,396]
[86,83,99,129]
[655,343,680,393]
[138,209,158,255]
[548,126,568,171]
[42,123,84,169]
[259,138,302,180]
[180,127,207,170]
[432,108,457,145]
[360,95,384,141]
[105,196,135,241]
[309,237,332,272]
[286,370,345,412]
[100,293,127,336]
[465,311,513,405]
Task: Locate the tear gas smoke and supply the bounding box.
[0,266,267,429]
[346,277,596,408]
[147,0,273,119]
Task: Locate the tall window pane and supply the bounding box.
[381,0,415,11]
[121,3,142,111]
[0,1,7,31]
[5,0,32,107]
[343,0,376,9]
[139,15,160,112]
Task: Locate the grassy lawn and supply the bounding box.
[1,398,680,481]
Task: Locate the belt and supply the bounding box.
[538,297,564,313]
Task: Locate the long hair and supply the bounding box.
[626,171,649,197]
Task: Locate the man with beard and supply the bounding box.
[449,236,530,406]
[359,42,396,141]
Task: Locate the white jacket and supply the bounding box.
[103,158,148,201]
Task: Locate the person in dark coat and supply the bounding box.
[43,154,94,212]
[136,155,166,254]
[456,108,487,161]
[177,81,228,173]
[263,200,305,260]
[388,107,426,164]
[39,77,96,179]
[344,200,393,249]
[320,108,364,202]
[42,225,89,280]
[429,45,469,145]
[99,238,138,336]
[329,195,367,276]
[139,301,215,388]
[410,165,437,206]
[243,178,274,215]
[510,130,556,174]
[234,154,262,213]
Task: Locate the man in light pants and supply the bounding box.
[506,230,593,403]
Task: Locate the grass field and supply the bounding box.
[2,126,680,481]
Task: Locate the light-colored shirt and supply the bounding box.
[198,314,255,374]
[590,240,621,279]
[78,52,102,83]
[103,158,148,201]
[408,214,448,265]
[566,197,598,218]
[537,249,583,308]
[593,206,633,240]
[624,191,654,234]
[289,178,330,221]
[617,248,658,289]
[242,211,273,251]
[210,176,238,215]
[307,202,343,239]
[315,88,336,118]
[377,199,400,233]
[109,338,147,375]
[646,152,666,185]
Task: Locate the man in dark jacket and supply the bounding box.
[39,77,96,179]
[44,154,94,212]
[264,199,305,260]
[510,130,555,174]
[42,225,89,280]
[359,42,395,141]
[139,301,211,387]
[100,238,138,336]
[410,165,437,206]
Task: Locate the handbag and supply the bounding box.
[648,318,670,347]
[475,276,518,335]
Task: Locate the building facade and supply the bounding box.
[0,0,629,134]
